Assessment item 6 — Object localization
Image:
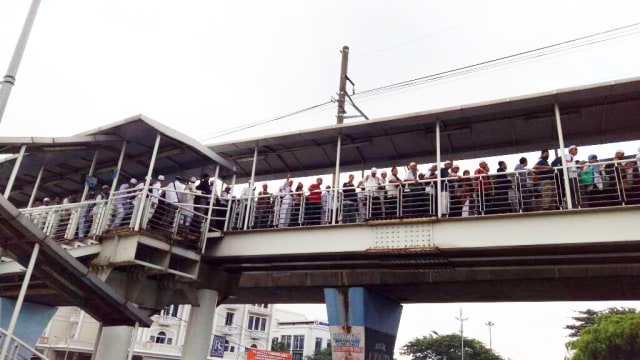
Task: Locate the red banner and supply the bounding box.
[247,349,292,360]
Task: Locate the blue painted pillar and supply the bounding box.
[0,298,57,352]
[324,288,402,360]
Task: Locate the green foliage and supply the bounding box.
[400,333,504,360]
[271,337,288,352]
[565,307,637,338]
[305,347,332,360]
[569,312,640,360]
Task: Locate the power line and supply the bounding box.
[198,22,640,142]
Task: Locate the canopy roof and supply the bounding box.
[0,114,235,207]
[209,76,640,183]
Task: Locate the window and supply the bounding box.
[292,351,303,360]
[160,305,179,318]
[253,304,268,309]
[155,331,167,344]
[281,335,292,351]
[225,340,236,353]
[326,339,331,349]
[225,312,235,326]
[315,337,322,352]
[248,316,267,331]
[293,335,305,351]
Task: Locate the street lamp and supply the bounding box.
[455,309,468,360]
[485,321,495,351]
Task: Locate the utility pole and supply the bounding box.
[456,308,468,360]
[336,46,349,125]
[485,321,495,351]
[0,0,41,124]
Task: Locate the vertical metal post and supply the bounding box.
[224,174,236,231]
[332,134,342,225]
[80,150,100,202]
[0,243,40,360]
[126,322,139,360]
[110,142,127,191]
[436,120,442,218]
[4,145,26,199]
[89,323,103,360]
[134,134,161,231]
[336,46,350,125]
[27,165,44,208]
[243,146,258,230]
[554,102,573,209]
[0,0,41,123]
[202,165,221,251]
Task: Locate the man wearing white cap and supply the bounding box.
[565,145,579,208]
[112,178,137,228]
[363,167,383,219]
[180,176,200,229]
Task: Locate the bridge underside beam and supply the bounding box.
[227,265,640,304]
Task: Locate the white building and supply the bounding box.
[37,304,329,360]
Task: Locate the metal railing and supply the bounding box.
[19,186,228,251]
[17,159,640,237]
[0,328,50,360]
[223,159,640,230]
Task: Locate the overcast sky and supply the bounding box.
[2,1,640,359]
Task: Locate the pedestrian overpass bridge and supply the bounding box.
[0,76,639,359]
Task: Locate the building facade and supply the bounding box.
[37,304,329,360]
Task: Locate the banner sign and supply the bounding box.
[247,349,292,360]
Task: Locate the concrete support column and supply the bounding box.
[181,289,218,360]
[94,326,135,360]
[324,287,402,360]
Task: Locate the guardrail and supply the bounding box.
[17,159,640,237]
[19,187,228,251]
[225,158,640,230]
[0,327,50,360]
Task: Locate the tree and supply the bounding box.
[305,347,332,360]
[401,333,504,360]
[271,337,288,352]
[565,307,636,338]
[568,312,640,360]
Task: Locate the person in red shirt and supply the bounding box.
[306,178,323,225]
[474,160,490,214]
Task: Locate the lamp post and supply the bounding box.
[455,308,468,360]
[485,321,495,351]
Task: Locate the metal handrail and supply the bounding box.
[0,327,50,360]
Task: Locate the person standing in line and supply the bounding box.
[112,178,137,228]
[306,178,323,225]
[181,177,200,229]
[321,185,332,225]
[341,174,357,223]
[386,167,403,218]
[533,150,556,211]
[255,183,272,229]
[278,175,294,228]
[474,161,490,215]
[90,186,110,235]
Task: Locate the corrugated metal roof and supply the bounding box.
[209,76,640,183]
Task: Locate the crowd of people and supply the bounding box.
[228,145,640,229]
[26,173,228,242]
[25,145,640,236]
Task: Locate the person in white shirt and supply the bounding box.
[181,177,201,228]
[147,175,165,230]
[363,167,383,219]
[278,175,294,228]
[566,145,579,208]
[112,178,137,228]
[161,176,184,229]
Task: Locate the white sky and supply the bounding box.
[2,1,640,359]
